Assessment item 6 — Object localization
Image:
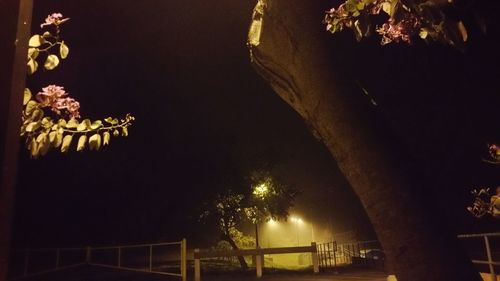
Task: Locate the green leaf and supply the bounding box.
[61,134,73,152]
[42,31,51,38]
[25,121,41,132]
[36,133,47,143]
[41,117,53,129]
[27,58,38,75]
[457,21,467,42]
[39,138,51,156]
[31,109,44,122]
[382,2,392,15]
[44,54,60,70]
[77,119,91,131]
[89,134,102,151]
[53,132,63,148]
[90,120,103,130]
[103,131,111,146]
[121,126,129,137]
[25,100,38,115]
[66,118,79,129]
[29,138,39,158]
[77,135,87,151]
[49,131,57,143]
[23,88,32,105]
[28,35,44,47]
[60,41,69,59]
[419,29,428,39]
[58,119,67,127]
[28,48,39,59]
[104,117,114,124]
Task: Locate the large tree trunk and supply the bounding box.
[0,1,32,280]
[247,1,481,281]
[221,233,249,270]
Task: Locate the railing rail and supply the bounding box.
[8,239,187,281]
[193,242,319,281]
[458,232,499,281]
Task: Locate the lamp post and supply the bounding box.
[290,217,303,246]
[252,183,269,249]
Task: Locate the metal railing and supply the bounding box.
[316,240,382,269]
[193,243,319,281]
[8,239,187,281]
[458,232,500,281]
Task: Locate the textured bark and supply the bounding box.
[221,233,249,270]
[248,1,481,281]
[0,1,32,280]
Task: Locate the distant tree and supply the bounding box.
[199,189,250,269]
[199,172,297,269]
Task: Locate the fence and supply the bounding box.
[316,240,382,269]
[8,239,187,281]
[8,247,87,280]
[193,243,319,281]
[458,233,500,281]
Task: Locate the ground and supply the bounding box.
[15,265,388,281]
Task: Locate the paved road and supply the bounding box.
[14,265,387,281]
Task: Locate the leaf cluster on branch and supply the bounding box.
[22,13,134,158]
[324,0,472,47]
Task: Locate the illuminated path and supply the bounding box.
[16,266,388,281]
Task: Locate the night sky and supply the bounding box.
[12,0,500,249]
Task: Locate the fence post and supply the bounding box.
[484,236,496,281]
[23,249,29,276]
[255,249,262,278]
[117,247,121,267]
[55,248,60,268]
[333,241,337,267]
[311,242,319,273]
[181,239,187,281]
[194,248,201,281]
[85,247,91,264]
[149,245,153,272]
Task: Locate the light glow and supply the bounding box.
[253,183,269,199]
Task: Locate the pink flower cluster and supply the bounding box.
[489,144,500,159]
[36,85,81,119]
[40,13,70,28]
[377,13,422,44]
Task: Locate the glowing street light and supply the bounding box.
[290,216,303,246]
[253,183,269,199]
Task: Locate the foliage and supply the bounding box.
[22,13,134,158]
[245,170,298,224]
[199,173,297,243]
[200,189,246,236]
[324,0,471,47]
[483,143,500,164]
[467,187,500,219]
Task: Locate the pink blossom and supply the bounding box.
[376,13,422,45]
[36,85,67,106]
[53,97,81,119]
[36,85,81,118]
[40,13,70,28]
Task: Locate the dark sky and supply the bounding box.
[12,0,500,248]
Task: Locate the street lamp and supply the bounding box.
[290,216,303,246]
[252,183,269,248]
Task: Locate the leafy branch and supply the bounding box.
[22,13,135,158]
[324,0,470,47]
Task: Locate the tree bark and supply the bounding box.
[221,233,249,270]
[0,1,32,280]
[248,1,481,281]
